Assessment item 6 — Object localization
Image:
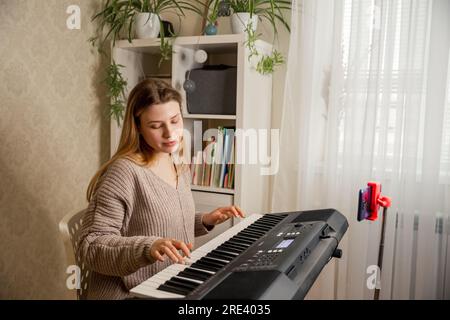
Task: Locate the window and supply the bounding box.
[338,0,450,181]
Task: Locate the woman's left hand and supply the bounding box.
[202,205,246,227]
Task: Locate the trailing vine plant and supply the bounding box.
[244,21,285,75]
[88,0,205,124]
[104,61,128,127]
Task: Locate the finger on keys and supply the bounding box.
[229,206,240,218]
[235,205,245,218]
[168,242,185,263]
[163,246,180,263]
[174,240,191,259]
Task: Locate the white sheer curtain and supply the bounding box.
[271,0,450,299]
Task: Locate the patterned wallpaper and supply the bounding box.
[0,0,288,300]
[0,0,207,300]
[0,0,110,299]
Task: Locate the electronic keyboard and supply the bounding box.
[130,208,348,300]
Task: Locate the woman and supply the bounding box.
[78,79,244,299]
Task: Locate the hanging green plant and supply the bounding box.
[104,61,127,127]
[89,0,206,124]
[256,50,284,74]
[210,0,291,75]
[158,28,174,67]
[245,22,285,75]
[89,0,204,58]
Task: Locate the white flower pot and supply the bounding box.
[231,13,258,34]
[134,13,160,39]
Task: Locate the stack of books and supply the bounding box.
[190,125,235,189]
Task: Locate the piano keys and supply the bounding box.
[130,209,348,300]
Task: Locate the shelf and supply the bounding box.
[115,38,162,53]
[183,113,236,120]
[173,34,244,45]
[191,185,235,195]
[115,34,245,54]
[112,33,273,218]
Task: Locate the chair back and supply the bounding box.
[59,209,90,299]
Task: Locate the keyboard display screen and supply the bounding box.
[276,239,294,249]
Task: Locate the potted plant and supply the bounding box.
[228,0,258,34]
[89,0,205,124]
[89,0,204,58]
[204,0,220,35]
[220,0,291,35]
[207,0,291,74]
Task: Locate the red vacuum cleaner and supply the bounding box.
[358,182,392,300]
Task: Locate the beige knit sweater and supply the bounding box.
[77,158,211,300]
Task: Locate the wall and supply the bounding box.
[0,0,110,299]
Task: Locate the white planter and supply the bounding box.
[231,13,258,34]
[134,13,160,39]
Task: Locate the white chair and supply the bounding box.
[59,209,90,300]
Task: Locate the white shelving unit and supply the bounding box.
[112,34,273,246]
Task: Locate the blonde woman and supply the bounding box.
[78,79,244,299]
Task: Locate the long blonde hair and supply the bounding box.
[87,79,187,202]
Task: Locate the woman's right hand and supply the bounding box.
[150,238,193,263]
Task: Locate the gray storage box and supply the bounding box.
[186,65,237,115]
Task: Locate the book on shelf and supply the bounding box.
[191,126,235,190]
